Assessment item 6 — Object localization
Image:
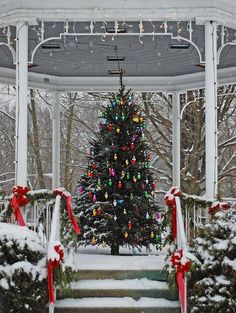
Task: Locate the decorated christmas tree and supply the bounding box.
[76,75,163,254]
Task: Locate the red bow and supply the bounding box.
[171,249,190,313]
[10,186,30,226]
[53,188,80,234]
[171,249,191,273]
[209,201,230,214]
[164,187,181,240]
[48,243,64,304]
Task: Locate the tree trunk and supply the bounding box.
[28,89,46,189]
[64,92,77,192]
[111,242,119,255]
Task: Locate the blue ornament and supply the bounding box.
[117,199,124,205]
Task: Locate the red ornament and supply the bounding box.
[107,124,113,131]
[92,163,97,170]
[130,142,135,151]
[128,221,132,229]
[97,207,102,216]
[118,181,122,189]
[88,192,93,199]
[87,171,95,177]
[121,144,127,151]
[131,159,136,166]
[152,183,156,190]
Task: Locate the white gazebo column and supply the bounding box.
[205,21,218,199]
[52,91,60,189]
[15,22,28,186]
[172,91,181,187]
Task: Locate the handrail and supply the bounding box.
[48,194,62,313]
[175,195,188,313]
[164,187,191,313]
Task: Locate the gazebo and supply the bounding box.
[1,0,236,199]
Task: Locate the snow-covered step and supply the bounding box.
[73,269,167,281]
[54,297,181,313]
[58,278,177,300]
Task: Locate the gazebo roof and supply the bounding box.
[0,0,236,91]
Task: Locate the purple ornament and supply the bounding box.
[111,143,116,150]
[141,183,145,190]
[93,194,97,202]
[111,169,115,176]
[155,213,161,222]
[79,187,84,193]
[132,134,136,142]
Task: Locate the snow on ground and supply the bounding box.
[55,297,180,308]
[67,245,166,271]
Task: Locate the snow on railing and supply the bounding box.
[47,194,63,313]
[165,187,191,313]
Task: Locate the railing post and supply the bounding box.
[52,91,61,189]
[205,21,218,199]
[172,91,181,187]
[15,22,28,186]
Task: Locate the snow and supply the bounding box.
[55,297,180,308]
[213,239,229,250]
[0,222,45,253]
[0,260,47,288]
[208,295,226,302]
[70,278,168,290]
[69,246,166,271]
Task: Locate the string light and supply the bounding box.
[177,21,182,41]
[139,20,144,46]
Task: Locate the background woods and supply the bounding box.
[0,84,235,198]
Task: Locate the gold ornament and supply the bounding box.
[124,231,128,239]
[133,176,137,183]
[133,115,139,122]
[116,128,120,133]
[91,237,97,245]
[125,159,129,165]
[105,192,108,199]
[93,209,97,216]
[139,117,144,123]
[114,153,117,160]
[121,171,125,178]
[150,231,154,238]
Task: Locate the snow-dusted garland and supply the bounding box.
[8,185,80,307]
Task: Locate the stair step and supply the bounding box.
[54,297,181,313]
[74,269,167,281]
[58,279,177,300]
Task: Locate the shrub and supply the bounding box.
[0,223,47,313]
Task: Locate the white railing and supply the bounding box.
[48,194,62,313]
[0,196,55,242]
[175,195,188,313]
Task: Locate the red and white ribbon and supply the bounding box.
[53,187,81,234]
[47,242,64,304]
[209,201,230,214]
[10,185,30,226]
[171,249,191,313]
[164,187,181,240]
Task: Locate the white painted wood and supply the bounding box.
[15,22,28,186]
[172,91,181,187]
[204,21,218,199]
[52,91,60,189]
[1,66,236,92]
[0,0,236,28]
